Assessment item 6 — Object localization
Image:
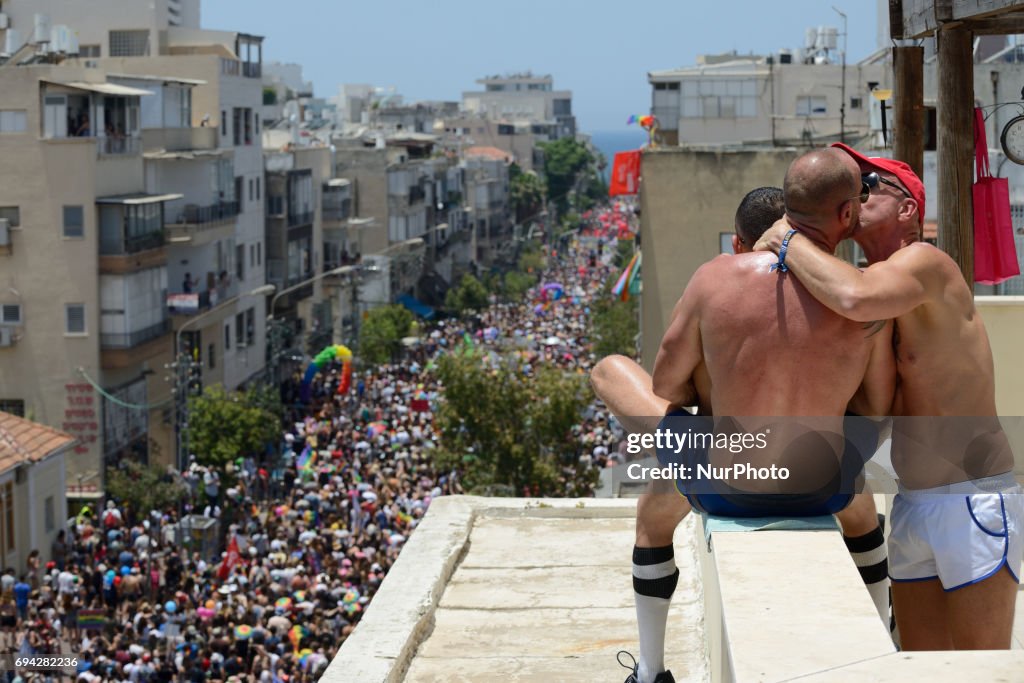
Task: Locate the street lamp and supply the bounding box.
[173,283,276,471]
[266,266,359,383]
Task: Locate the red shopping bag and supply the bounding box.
[973,107,1019,284]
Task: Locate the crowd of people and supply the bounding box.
[1,208,636,682]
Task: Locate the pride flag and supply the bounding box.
[612,252,641,301]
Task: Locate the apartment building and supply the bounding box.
[0,61,178,498]
[462,73,576,140]
[462,151,512,267]
[0,1,268,493]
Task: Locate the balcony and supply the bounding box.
[101,319,172,349]
[287,210,314,228]
[97,136,142,157]
[165,201,241,245]
[100,318,173,369]
[99,231,167,274]
[167,280,239,316]
[142,127,218,153]
[243,62,262,78]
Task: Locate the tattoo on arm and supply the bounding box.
[862,320,887,338]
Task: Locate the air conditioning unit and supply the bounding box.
[0,13,10,30]
[0,327,14,347]
[0,218,9,247]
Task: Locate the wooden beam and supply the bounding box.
[894,46,926,180]
[891,0,906,39]
[936,26,975,284]
[966,12,1024,32]
[903,0,946,37]
[952,0,1024,22]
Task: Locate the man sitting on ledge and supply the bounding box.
[604,149,894,683]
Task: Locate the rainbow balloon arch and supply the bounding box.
[299,345,354,403]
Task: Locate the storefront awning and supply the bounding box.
[396,293,435,320]
[97,193,184,205]
[45,80,154,97]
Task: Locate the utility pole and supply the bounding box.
[833,6,848,144]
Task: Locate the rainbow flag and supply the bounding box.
[612,252,641,301]
[296,445,315,472]
[78,609,107,630]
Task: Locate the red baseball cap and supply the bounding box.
[832,143,925,226]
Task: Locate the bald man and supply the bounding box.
[755,144,1022,650]
[611,149,895,683]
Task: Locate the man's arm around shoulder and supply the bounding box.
[755,226,946,322]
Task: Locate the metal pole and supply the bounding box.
[833,7,847,144]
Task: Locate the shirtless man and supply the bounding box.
[754,143,1022,650]
[610,150,894,683]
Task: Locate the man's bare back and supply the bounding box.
[652,148,893,493]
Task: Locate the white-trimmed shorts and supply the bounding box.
[889,473,1024,591]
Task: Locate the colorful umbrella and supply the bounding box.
[235,625,253,640]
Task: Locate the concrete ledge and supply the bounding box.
[697,514,897,683]
[322,496,646,683]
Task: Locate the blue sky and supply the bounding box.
[202,0,884,132]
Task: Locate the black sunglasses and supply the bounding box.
[862,172,913,200]
[844,180,870,205]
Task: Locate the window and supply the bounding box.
[208,343,215,369]
[78,44,101,58]
[236,244,245,280]
[245,307,255,346]
[256,178,261,201]
[1,304,21,324]
[680,78,758,119]
[63,205,84,238]
[249,178,254,202]
[796,95,828,117]
[0,110,27,133]
[244,108,253,144]
[235,177,244,209]
[224,322,231,350]
[653,82,680,91]
[0,207,19,228]
[0,400,24,417]
[235,312,245,347]
[44,496,55,533]
[250,244,255,267]
[850,97,863,110]
[233,108,242,145]
[109,30,150,57]
[65,303,86,334]
[257,242,262,265]
[221,110,227,136]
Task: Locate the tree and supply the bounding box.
[433,354,598,497]
[184,385,281,467]
[504,270,536,300]
[539,137,598,214]
[444,274,490,315]
[358,304,414,365]
[591,282,639,359]
[106,461,189,514]
[509,164,546,223]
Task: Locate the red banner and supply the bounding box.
[218,536,241,580]
[609,150,641,196]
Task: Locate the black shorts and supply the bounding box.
[656,410,878,518]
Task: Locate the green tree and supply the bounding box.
[358,304,414,364]
[444,274,490,315]
[509,164,546,223]
[539,137,597,214]
[184,385,281,467]
[591,282,639,359]
[106,460,189,514]
[504,270,537,300]
[433,354,597,497]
